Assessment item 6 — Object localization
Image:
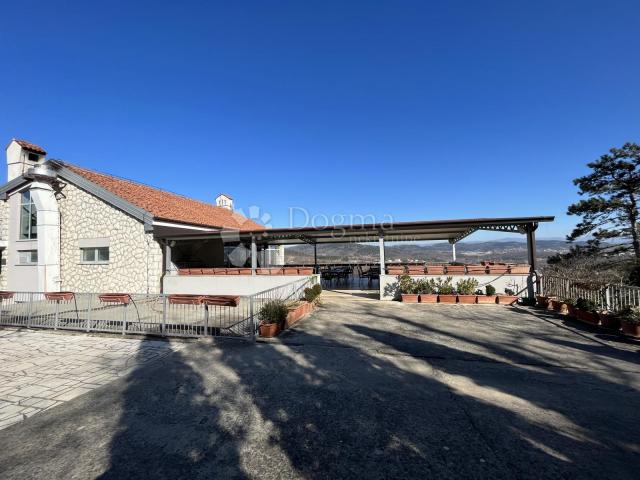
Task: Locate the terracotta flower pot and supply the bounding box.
[259,322,280,338]
[497,295,518,305]
[576,309,600,325]
[599,313,621,330]
[477,295,497,304]
[566,304,577,318]
[621,322,640,338]
[509,266,531,274]
[284,267,299,275]
[458,295,477,304]
[298,267,314,275]
[438,294,458,304]
[99,293,132,304]
[419,294,438,303]
[401,294,419,303]
[547,299,558,311]
[0,291,15,300]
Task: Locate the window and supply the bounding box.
[18,250,38,265]
[19,191,37,240]
[81,247,109,264]
[27,153,40,162]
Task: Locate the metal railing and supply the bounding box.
[541,274,640,311]
[0,276,317,340]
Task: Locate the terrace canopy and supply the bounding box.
[160,215,555,274]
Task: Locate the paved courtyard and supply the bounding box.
[0,329,184,430]
[0,293,639,479]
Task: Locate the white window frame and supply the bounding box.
[19,190,38,240]
[18,250,38,265]
[80,246,110,265]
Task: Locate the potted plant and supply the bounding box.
[436,277,457,303]
[399,275,419,303]
[258,299,289,337]
[536,295,550,308]
[477,284,497,304]
[456,278,479,304]
[599,310,620,330]
[416,278,438,303]
[497,288,519,305]
[615,306,640,337]
[575,298,600,325]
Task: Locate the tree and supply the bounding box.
[567,142,640,259]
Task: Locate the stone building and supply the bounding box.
[0,139,263,293]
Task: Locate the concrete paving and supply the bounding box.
[0,329,184,430]
[0,293,638,479]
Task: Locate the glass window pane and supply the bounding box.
[82,249,96,262]
[30,250,38,263]
[20,206,30,239]
[97,247,109,262]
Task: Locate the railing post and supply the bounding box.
[161,295,167,336]
[86,294,92,332]
[250,295,255,342]
[204,304,209,337]
[54,300,59,330]
[27,292,33,328]
[122,303,128,335]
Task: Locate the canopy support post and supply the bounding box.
[313,243,318,273]
[452,242,457,262]
[526,224,538,297]
[251,235,257,275]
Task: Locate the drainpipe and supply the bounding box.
[251,234,257,275]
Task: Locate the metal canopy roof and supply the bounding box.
[162,216,554,245]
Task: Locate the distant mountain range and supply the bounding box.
[284,239,574,265]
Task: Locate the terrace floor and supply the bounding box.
[0,294,639,479]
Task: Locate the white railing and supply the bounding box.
[0,276,318,340]
[541,275,640,311]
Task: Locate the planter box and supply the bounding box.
[621,322,640,338]
[509,265,531,274]
[419,294,438,303]
[497,295,518,305]
[259,322,280,338]
[439,294,457,304]
[446,265,466,275]
[44,292,75,301]
[225,269,240,275]
[426,265,445,275]
[168,294,203,305]
[547,299,558,311]
[407,266,426,275]
[99,293,132,304]
[0,291,15,300]
[237,268,252,275]
[286,301,314,328]
[387,267,405,275]
[466,265,487,275]
[270,268,285,275]
[599,313,621,330]
[566,304,577,318]
[488,265,509,274]
[401,294,419,303]
[201,295,240,307]
[284,267,299,275]
[298,267,314,275]
[536,295,549,308]
[256,268,271,275]
[458,295,477,304]
[576,309,600,325]
[213,268,227,275]
[477,295,497,304]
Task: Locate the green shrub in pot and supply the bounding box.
[485,284,496,296]
[456,278,479,295]
[435,277,455,295]
[259,300,289,329]
[399,274,417,294]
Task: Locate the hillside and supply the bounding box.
[284,239,573,265]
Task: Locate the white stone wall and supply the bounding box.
[58,183,163,293]
[0,199,8,290]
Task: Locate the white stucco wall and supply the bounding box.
[58,183,163,294]
[379,274,533,300]
[0,199,8,290]
[163,274,319,296]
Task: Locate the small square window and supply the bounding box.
[18,250,38,265]
[81,247,109,264]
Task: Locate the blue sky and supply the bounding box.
[1,0,639,240]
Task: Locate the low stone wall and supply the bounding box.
[379,274,533,301]
[163,274,320,296]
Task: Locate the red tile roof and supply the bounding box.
[15,139,47,155]
[64,164,265,231]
